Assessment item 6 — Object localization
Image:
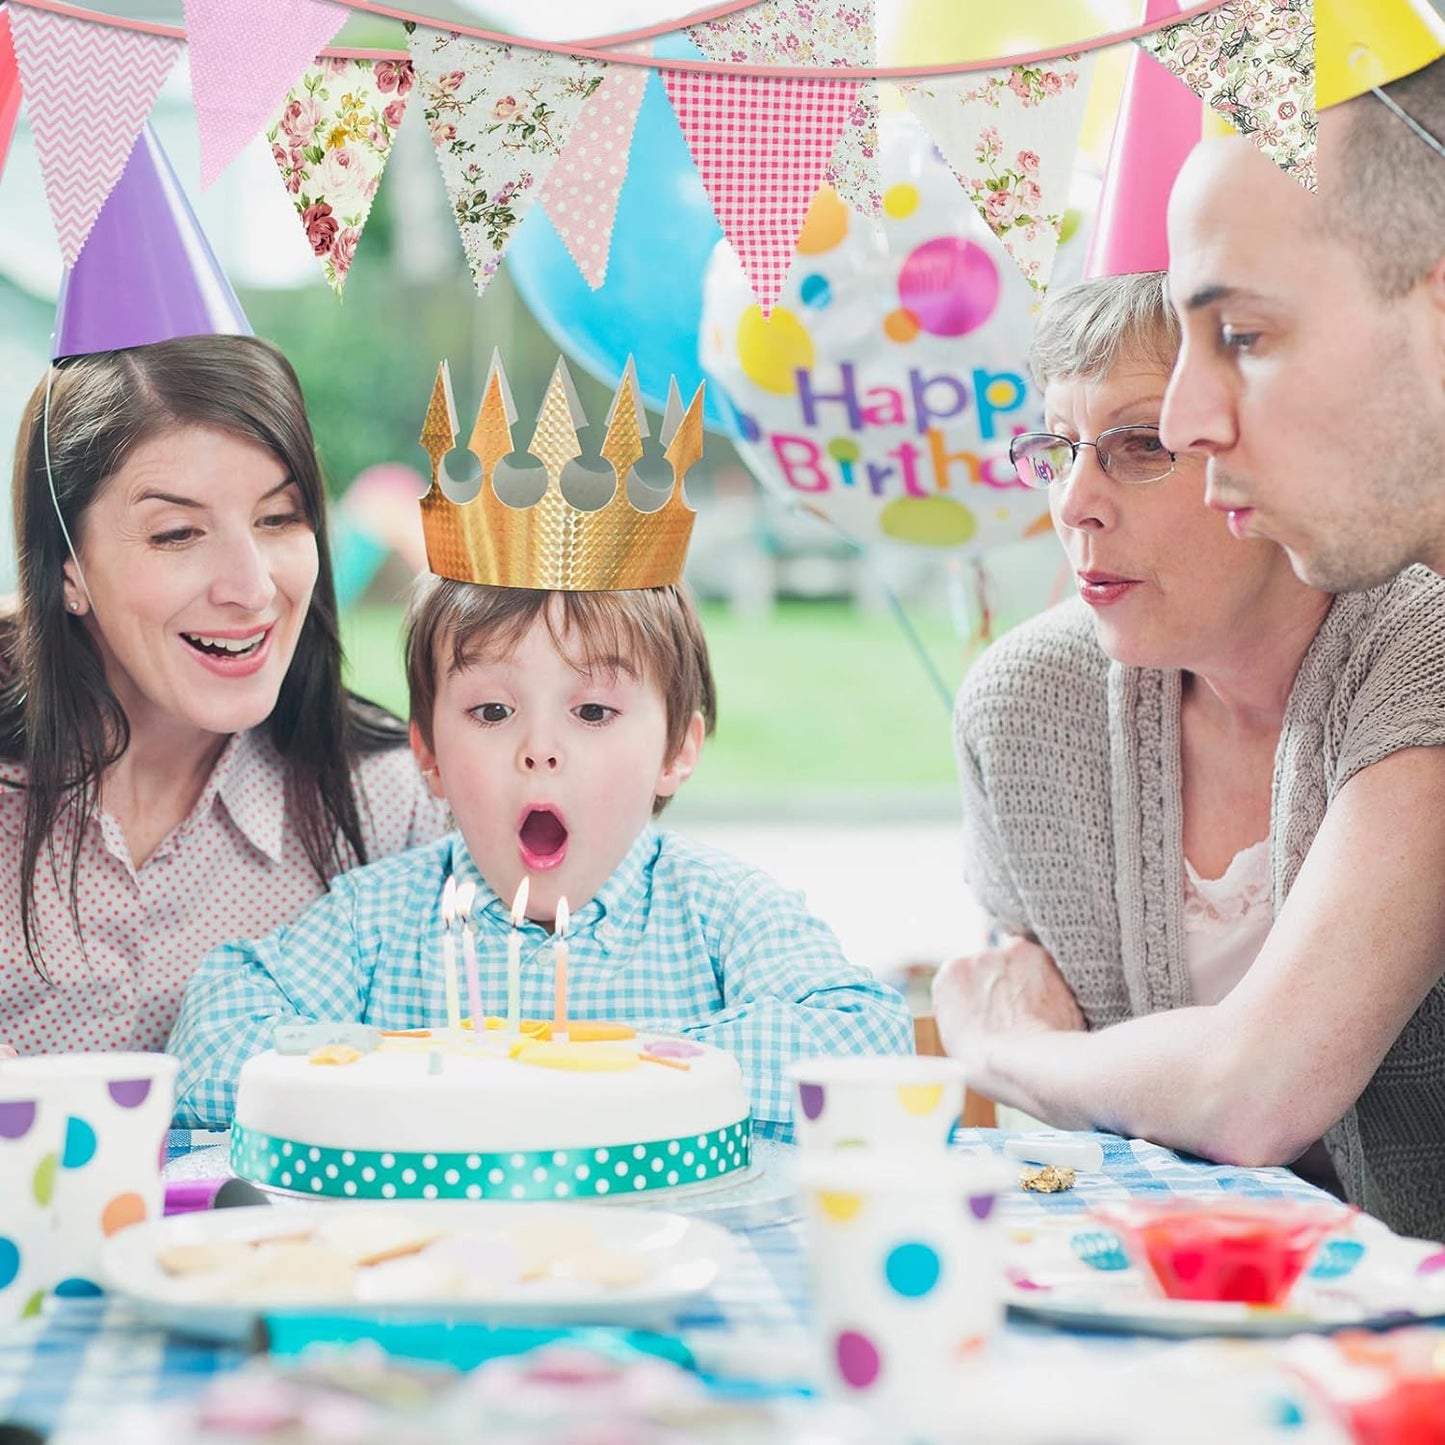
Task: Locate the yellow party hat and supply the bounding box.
[418,354,704,591]
[1316,0,1445,110]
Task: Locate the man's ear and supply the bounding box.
[656,711,705,798]
[409,719,446,801]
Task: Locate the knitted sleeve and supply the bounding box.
[1333,566,1445,791]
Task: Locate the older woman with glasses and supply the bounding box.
[934,271,1445,1240]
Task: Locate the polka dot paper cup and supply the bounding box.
[6,1052,177,1297]
[0,1077,64,1323]
[797,1149,1013,1438]
[787,1055,968,1152]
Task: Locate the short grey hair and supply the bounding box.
[1324,58,1445,298]
[1028,272,1181,390]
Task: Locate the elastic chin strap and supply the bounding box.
[1372,86,1445,161]
[42,360,95,615]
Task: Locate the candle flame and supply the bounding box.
[441,873,457,927]
[511,876,531,926]
[555,895,569,937]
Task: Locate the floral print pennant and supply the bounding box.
[408,26,605,296]
[267,57,414,295]
[686,0,879,219]
[1137,0,1315,190]
[904,54,1095,298]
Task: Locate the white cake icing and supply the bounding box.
[230,1029,753,1202]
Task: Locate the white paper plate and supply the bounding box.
[1004,1214,1445,1337]
[101,1200,734,1342]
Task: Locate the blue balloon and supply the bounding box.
[508,40,727,432]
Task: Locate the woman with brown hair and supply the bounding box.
[0,334,448,1055]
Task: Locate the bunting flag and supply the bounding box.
[538,43,651,289]
[686,0,880,218]
[661,69,858,316]
[8,3,181,264]
[184,0,348,188]
[1137,0,1316,188]
[903,54,1095,297]
[0,10,20,185]
[408,27,605,297]
[267,57,416,296]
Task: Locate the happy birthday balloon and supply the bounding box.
[701,113,1091,556]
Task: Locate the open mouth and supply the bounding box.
[181,629,269,661]
[518,806,569,871]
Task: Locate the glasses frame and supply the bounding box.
[1008,424,1178,489]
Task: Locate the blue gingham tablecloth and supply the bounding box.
[0,1130,1337,1439]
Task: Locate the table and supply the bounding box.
[0,1129,1341,1441]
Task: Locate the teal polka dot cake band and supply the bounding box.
[230,1119,753,1201]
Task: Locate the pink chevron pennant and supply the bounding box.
[184,0,347,188]
[538,42,651,289]
[686,0,879,219]
[661,69,858,317]
[267,58,415,296]
[408,26,605,297]
[1137,0,1316,189]
[8,3,180,264]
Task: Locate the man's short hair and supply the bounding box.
[1324,57,1445,297]
[1028,271,1180,390]
[404,580,717,815]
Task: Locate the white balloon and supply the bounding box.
[701,113,1092,558]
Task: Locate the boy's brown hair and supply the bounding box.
[404,579,717,815]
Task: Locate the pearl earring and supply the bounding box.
[67,600,80,613]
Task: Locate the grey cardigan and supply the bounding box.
[954,565,1445,1239]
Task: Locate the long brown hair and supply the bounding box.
[1,334,406,976]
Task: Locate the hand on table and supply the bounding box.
[931,936,1086,1063]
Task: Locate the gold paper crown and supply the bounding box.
[418,353,705,591]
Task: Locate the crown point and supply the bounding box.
[664,381,706,491]
[420,361,459,488]
[529,359,587,480]
[469,355,517,483]
[601,361,646,483]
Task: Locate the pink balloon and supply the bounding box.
[897,237,1000,338]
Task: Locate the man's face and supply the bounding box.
[1160,126,1445,591]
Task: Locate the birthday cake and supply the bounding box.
[230,1022,753,1203]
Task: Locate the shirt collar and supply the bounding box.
[213,730,286,864]
[455,827,661,940]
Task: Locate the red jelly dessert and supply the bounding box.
[1091,1199,1351,1305]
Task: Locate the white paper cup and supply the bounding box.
[788,1055,968,1151]
[5,1052,177,1296]
[0,1078,65,1322]
[797,1150,1012,1441]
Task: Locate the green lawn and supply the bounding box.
[340,600,972,814]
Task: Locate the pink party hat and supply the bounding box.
[1084,0,1210,278]
[52,124,251,360]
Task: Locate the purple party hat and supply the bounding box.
[52,123,251,360]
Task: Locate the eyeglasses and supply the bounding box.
[1008,425,1177,489]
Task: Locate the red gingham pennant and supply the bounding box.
[661,69,858,316]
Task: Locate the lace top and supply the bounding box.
[1181,839,1272,1006]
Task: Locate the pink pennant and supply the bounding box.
[662,70,858,316]
[184,0,347,188]
[8,3,180,265]
[539,47,651,289]
[0,10,19,187]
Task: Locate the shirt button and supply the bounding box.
[597,922,615,946]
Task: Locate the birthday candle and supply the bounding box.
[441,875,461,1037]
[553,896,569,1043]
[507,877,530,1034]
[459,881,481,1041]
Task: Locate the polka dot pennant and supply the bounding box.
[61,1117,96,1170]
[835,1329,882,1389]
[231,1119,752,1201]
[884,1240,942,1298]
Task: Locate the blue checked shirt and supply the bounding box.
[169,826,913,1132]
